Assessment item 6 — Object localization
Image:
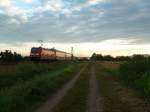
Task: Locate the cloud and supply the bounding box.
[88,0,104,5]
[0,0,28,24]
[0,0,150,45]
[0,0,150,57]
[23,0,33,3]
[36,0,63,13]
[9,18,20,24]
[100,38,137,45]
[0,0,10,7]
[69,0,104,12]
[65,26,78,33]
[43,0,62,12]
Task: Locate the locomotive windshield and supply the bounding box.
[31,48,41,53]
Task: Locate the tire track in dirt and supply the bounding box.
[87,65,102,112]
[97,62,150,112]
[34,64,87,112]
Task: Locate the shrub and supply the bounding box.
[120,60,150,95]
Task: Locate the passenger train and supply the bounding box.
[30,47,72,61]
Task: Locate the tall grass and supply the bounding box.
[0,62,68,88]
[0,62,83,112]
[120,60,150,95]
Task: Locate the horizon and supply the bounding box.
[1,39,150,57]
[0,0,150,57]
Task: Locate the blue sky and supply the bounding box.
[0,0,150,56]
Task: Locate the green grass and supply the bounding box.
[0,62,84,112]
[96,62,150,112]
[96,62,135,112]
[52,63,90,112]
[0,62,69,89]
[120,60,150,96]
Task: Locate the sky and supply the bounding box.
[0,0,150,57]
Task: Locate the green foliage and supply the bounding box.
[90,53,150,61]
[63,67,72,74]
[0,50,23,62]
[120,60,150,95]
[0,62,82,112]
[91,53,114,61]
[115,56,131,61]
[0,62,51,88]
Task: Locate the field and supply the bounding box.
[0,61,150,112]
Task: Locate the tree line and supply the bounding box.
[1,50,150,62]
[0,50,29,62]
[90,53,150,61]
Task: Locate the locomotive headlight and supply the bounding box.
[35,53,39,55]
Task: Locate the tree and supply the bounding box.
[132,55,145,61]
[91,53,114,61]
[0,50,23,62]
[103,55,114,61]
[90,53,97,60]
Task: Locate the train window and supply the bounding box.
[31,48,40,53]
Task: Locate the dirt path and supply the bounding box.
[34,64,87,112]
[97,62,150,112]
[87,65,101,112]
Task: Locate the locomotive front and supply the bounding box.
[30,47,42,60]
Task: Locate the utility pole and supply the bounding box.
[38,40,43,47]
[71,47,74,61]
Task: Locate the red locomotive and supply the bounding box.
[30,47,72,61]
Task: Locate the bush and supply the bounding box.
[120,60,150,95]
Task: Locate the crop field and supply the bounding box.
[0,61,150,112]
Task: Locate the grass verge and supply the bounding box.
[96,62,150,112]
[0,62,70,89]
[52,63,90,112]
[0,62,84,112]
